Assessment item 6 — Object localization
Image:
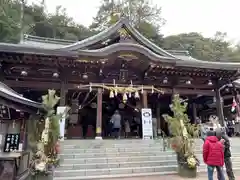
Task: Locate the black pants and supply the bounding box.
[225,157,235,180]
[82,125,88,138]
[112,128,120,138]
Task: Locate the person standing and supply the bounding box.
[110,110,121,139]
[203,131,225,180]
[216,128,235,180]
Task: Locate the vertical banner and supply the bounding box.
[141,108,153,139]
[57,106,67,141]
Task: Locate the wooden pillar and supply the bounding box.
[215,87,224,126]
[192,102,197,124]
[142,91,148,108]
[156,102,161,135]
[95,88,103,139]
[59,73,68,106]
[59,74,68,139]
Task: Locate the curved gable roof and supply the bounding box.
[57,18,176,58]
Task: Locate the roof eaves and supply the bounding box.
[24,34,77,44]
[0,82,42,109]
[176,60,240,70]
[0,43,78,57]
[57,18,125,51]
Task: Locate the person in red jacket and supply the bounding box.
[203,131,225,180]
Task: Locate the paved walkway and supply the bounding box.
[107,172,240,180]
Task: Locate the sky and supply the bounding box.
[29,0,240,44]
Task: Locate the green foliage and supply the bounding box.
[0,1,94,42]
[163,94,199,156]
[163,32,239,62]
[90,0,165,45]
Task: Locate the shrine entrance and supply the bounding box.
[65,83,205,140]
[101,92,142,139]
[66,89,144,139]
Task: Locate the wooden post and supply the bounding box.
[156,102,161,136]
[59,74,68,139]
[59,71,68,106]
[59,80,67,106]
[192,102,197,124]
[142,91,148,108]
[95,88,103,139]
[215,88,224,126]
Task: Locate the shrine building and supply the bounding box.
[0,18,240,139]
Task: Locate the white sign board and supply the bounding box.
[57,106,67,141]
[141,108,153,139]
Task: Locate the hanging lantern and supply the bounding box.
[109,90,114,98]
[123,93,128,103]
[134,91,140,99]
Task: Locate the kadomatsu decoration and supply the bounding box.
[163,94,200,178]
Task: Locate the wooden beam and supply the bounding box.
[4,80,215,96]
[173,88,214,96]
[5,80,61,90]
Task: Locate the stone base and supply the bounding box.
[95,136,103,140]
[178,164,197,178]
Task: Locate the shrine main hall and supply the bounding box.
[0,18,240,139]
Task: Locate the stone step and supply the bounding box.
[61,154,178,164]
[60,150,176,158]
[62,143,166,149]
[61,147,172,153]
[60,151,240,159]
[59,158,240,171]
[54,165,240,180]
[54,165,177,177]
[58,160,177,170]
[53,171,176,180]
[60,155,240,168]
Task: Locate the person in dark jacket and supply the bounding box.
[216,128,235,180]
[203,131,225,180]
[110,110,121,139]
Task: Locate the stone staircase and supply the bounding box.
[53,138,240,180]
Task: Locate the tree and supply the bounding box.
[162,32,237,61]
[0,0,22,43]
[90,0,165,46]
[0,1,95,43]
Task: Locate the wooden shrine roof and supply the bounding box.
[0,17,239,72]
[0,81,42,112]
[1,42,240,71]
